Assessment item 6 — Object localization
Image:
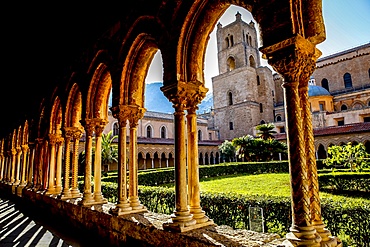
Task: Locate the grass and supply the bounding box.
[161,172,370,203]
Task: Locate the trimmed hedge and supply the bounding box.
[100,161,289,185]
[319,172,370,192]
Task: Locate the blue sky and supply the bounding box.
[146,1,370,90]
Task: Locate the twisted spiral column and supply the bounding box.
[60,129,73,199]
[299,52,339,246]
[71,128,83,198]
[261,35,321,246]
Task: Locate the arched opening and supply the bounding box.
[146,125,152,138]
[228,91,233,105]
[249,55,256,68]
[317,144,326,159]
[340,104,348,111]
[227,57,236,71]
[343,72,352,88]
[113,122,119,136]
[321,78,329,91]
[199,152,203,165]
[160,126,166,138]
[198,129,202,141]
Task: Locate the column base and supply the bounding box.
[110,206,148,216]
[16,184,26,197]
[163,211,196,232]
[283,226,321,246]
[313,223,341,247]
[190,207,213,224]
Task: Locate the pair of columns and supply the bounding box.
[261,35,340,246]
[44,134,64,195]
[79,118,108,206]
[110,105,147,214]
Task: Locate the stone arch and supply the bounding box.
[65,84,83,128]
[249,55,256,68]
[86,63,112,120]
[49,97,63,135]
[351,101,364,110]
[160,125,167,139]
[317,144,326,159]
[145,124,153,138]
[227,56,236,71]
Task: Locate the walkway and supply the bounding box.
[0,197,112,247]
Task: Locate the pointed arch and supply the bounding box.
[65,83,83,128]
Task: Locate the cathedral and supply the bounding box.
[211,12,370,156]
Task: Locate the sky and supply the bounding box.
[145,0,370,92]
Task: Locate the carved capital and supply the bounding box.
[260,35,320,85]
[111,105,130,126]
[122,105,146,128]
[21,144,29,153]
[161,81,208,112]
[48,134,58,146]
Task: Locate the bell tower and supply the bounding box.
[212,12,275,140]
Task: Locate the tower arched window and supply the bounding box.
[249,36,252,47]
[246,35,249,45]
[343,73,352,88]
[249,55,256,68]
[321,78,329,91]
[160,126,166,139]
[227,57,236,71]
[341,104,348,111]
[146,125,152,138]
[228,92,233,105]
[259,103,263,113]
[198,130,202,141]
[257,75,260,85]
[276,115,282,122]
[230,35,234,46]
[113,122,119,136]
[225,37,229,48]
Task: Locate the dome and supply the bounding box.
[308,85,331,97]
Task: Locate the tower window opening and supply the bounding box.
[228,92,233,105]
[343,73,352,88]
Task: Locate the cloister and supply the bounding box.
[0,1,343,246]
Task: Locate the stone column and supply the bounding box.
[110,105,132,215]
[55,136,64,194]
[93,119,108,204]
[10,148,17,184]
[71,128,83,198]
[45,134,57,195]
[14,146,22,185]
[33,139,42,191]
[60,129,73,199]
[187,106,213,226]
[161,82,214,232]
[6,151,12,184]
[299,51,338,246]
[25,143,35,189]
[80,121,95,205]
[20,145,29,187]
[261,35,321,246]
[127,106,147,212]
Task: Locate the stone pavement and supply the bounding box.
[0,197,111,247]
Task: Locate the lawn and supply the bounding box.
[162,172,369,203]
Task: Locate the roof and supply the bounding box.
[275,122,370,140]
[308,85,331,97]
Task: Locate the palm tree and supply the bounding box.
[232,134,255,161]
[255,123,277,140]
[101,130,119,172]
[79,130,119,174]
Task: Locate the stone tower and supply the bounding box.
[212,12,275,140]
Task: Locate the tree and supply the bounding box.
[218,140,236,162]
[79,130,119,174]
[324,142,370,171]
[232,135,255,161]
[255,123,277,140]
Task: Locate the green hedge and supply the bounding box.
[137,186,369,247]
[101,161,289,186]
[319,172,370,192]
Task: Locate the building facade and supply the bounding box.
[212,12,370,157]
